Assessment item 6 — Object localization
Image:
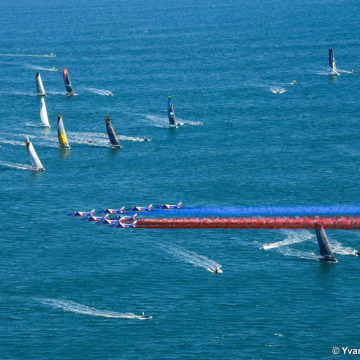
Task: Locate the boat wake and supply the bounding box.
[158,242,221,272]
[39,298,141,319]
[262,230,313,250]
[84,87,113,96]
[0,53,56,58]
[0,139,26,147]
[25,64,58,71]
[145,115,169,128]
[66,131,109,146]
[278,247,318,261]
[177,119,203,126]
[0,161,34,171]
[270,87,286,94]
[330,240,358,256]
[118,135,148,142]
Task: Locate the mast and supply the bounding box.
[63,68,74,95]
[25,135,45,171]
[57,115,71,149]
[315,224,337,262]
[105,115,121,148]
[36,72,46,96]
[40,98,50,127]
[168,96,177,127]
[329,49,338,75]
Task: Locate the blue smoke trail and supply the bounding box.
[149,205,360,217]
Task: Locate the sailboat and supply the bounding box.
[329,48,339,75]
[63,68,74,95]
[105,115,121,148]
[315,224,337,262]
[57,115,71,149]
[40,98,50,127]
[36,71,46,96]
[25,135,45,171]
[168,96,178,127]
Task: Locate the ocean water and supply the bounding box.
[1,0,360,358]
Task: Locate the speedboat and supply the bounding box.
[140,312,152,320]
[215,266,223,274]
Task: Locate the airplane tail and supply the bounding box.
[148,204,153,211]
[120,206,125,213]
[132,221,137,227]
[177,202,182,208]
[104,214,109,219]
[133,213,138,220]
[90,209,95,215]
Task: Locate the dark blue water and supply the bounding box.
[1,0,360,358]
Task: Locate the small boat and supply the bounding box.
[63,68,74,95]
[140,312,152,320]
[57,115,70,149]
[215,265,223,274]
[329,48,339,76]
[40,98,50,127]
[25,135,45,171]
[315,224,338,263]
[105,115,121,148]
[36,71,46,96]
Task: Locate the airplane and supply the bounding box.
[121,205,152,213]
[68,209,95,217]
[98,207,124,214]
[82,214,109,222]
[110,220,137,228]
[154,202,182,209]
[97,218,121,225]
[112,213,137,221]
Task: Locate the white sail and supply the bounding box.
[25,135,45,171]
[40,98,50,127]
[36,71,46,96]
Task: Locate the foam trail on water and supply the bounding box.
[0,161,34,171]
[278,248,318,261]
[145,114,169,128]
[330,240,358,255]
[66,131,109,146]
[0,139,26,147]
[262,230,313,250]
[0,53,56,57]
[83,87,113,96]
[25,64,58,71]
[118,135,147,142]
[270,87,286,94]
[39,298,141,319]
[158,242,221,272]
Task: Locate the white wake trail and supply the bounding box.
[159,243,221,272]
[262,230,313,250]
[40,299,141,319]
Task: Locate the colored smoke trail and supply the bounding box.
[136,217,360,230]
[163,205,360,217]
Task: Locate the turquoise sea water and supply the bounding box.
[1,0,360,358]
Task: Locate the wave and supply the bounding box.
[39,298,141,319]
[270,87,286,94]
[0,161,34,171]
[262,230,313,250]
[158,242,221,272]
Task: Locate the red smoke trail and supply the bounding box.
[136,217,360,230]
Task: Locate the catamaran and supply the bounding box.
[25,135,45,171]
[315,224,337,262]
[329,48,339,75]
[40,98,50,127]
[105,115,121,148]
[57,115,70,149]
[168,96,178,127]
[63,68,74,95]
[36,71,46,96]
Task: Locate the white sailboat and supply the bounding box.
[25,135,45,171]
[40,98,50,127]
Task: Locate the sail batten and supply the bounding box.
[40,98,50,127]
[105,115,121,147]
[63,68,74,95]
[315,224,337,262]
[57,115,70,148]
[36,72,46,96]
[25,135,45,171]
[168,96,177,127]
